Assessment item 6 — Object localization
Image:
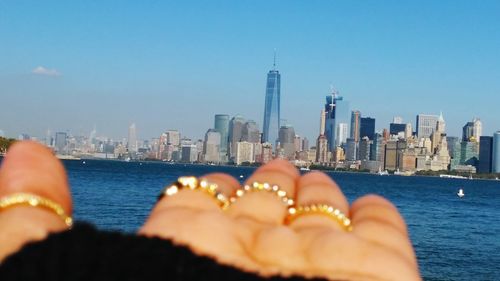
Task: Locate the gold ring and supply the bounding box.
[230,181,294,207]
[287,204,353,232]
[159,176,230,210]
[0,193,73,228]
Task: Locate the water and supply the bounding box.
[11,159,500,280]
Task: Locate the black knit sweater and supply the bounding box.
[0,223,327,281]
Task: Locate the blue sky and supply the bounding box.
[1,1,499,141]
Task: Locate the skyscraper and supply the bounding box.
[478,136,493,173]
[325,90,350,151]
[203,129,221,163]
[463,118,482,142]
[242,120,261,143]
[262,56,280,147]
[128,123,137,153]
[416,114,439,139]
[493,132,500,173]
[228,115,246,160]
[214,114,229,161]
[350,110,361,142]
[278,124,296,160]
[55,132,67,154]
[360,117,376,140]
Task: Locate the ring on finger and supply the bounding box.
[159,176,230,210]
[287,204,353,232]
[230,181,295,207]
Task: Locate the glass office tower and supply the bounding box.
[214,114,230,162]
[262,69,281,148]
[493,132,500,173]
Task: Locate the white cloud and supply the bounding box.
[32,66,61,76]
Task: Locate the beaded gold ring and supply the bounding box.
[158,176,230,210]
[287,204,353,232]
[0,193,73,228]
[230,181,295,207]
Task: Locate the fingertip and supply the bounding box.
[0,141,72,213]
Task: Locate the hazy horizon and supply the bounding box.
[1,1,500,141]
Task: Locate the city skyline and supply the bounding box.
[1,2,500,140]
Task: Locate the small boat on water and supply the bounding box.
[440,174,467,179]
[457,188,465,198]
[378,167,389,176]
[300,167,310,171]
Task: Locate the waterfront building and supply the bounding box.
[478,136,493,173]
[358,137,371,161]
[278,124,296,160]
[181,144,198,163]
[55,132,67,154]
[345,138,357,161]
[384,140,407,171]
[235,141,255,165]
[332,147,345,163]
[463,118,482,142]
[459,141,479,166]
[350,110,361,142]
[360,117,376,140]
[370,133,385,162]
[294,135,302,152]
[203,129,221,163]
[228,115,246,159]
[493,132,500,173]
[416,114,439,139]
[255,142,273,164]
[241,120,261,143]
[214,114,230,162]
[262,58,280,147]
[127,123,137,153]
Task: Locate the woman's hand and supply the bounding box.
[0,141,421,281]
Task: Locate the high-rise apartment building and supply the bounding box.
[235,141,255,165]
[478,136,493,173]
[55,132,67,154]
[493,132,500,173]
[416,114,439,139]
[214,114,229,161]
[262,59,280,147]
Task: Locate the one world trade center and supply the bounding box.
[262,57,280,149]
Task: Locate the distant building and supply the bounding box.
[325,91,350,150]
[384,140,407,171]
[262,61,281,147]
[360,117,376,140]
[55,132,67,154]
[203,129,221,163]
[370,133,385,162]
[127,123,138,153]
[235,141,254,165]
[241,120,261,143]
[214,114,230,162]
[462,118,482,142]
[460,141,479,166]
[478,136,493,173]
[416,114,439,139]
[390,123,406,136]
[358,137,371,161]
[350,110,361,142]
[336,123,349,146]
[278,124,296,160]
[315,135,329,163]
[393,116,403,124]
[302,137,309,151]
[228,115,245,159]
[181,144,197,163]
[345,138,357,161]
[493,132,500,173]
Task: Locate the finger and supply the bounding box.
[351,195,418,267]
[0,141,72,261]
[227,159,299,225]
[289,171,349,231]
[139,173,260,273]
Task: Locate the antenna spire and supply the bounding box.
[273,49,277,70]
